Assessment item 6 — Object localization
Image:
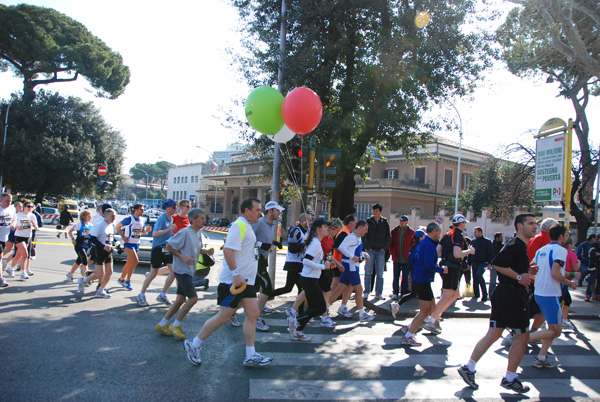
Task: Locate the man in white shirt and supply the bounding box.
[529,224,577,368]
[0,193,16,287]
[183,198,273,368]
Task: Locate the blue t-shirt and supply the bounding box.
[152,213,173,248]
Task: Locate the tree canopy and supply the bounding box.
[497,0,599,241]
[129,161,174,194]
[0,4,130,101]
[0,91,126,202]
[230,0,495,218]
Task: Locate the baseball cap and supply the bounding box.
[311,218,331,230]
[452,214,469,224]
[400,215,409,222]
[163,199,177,209]
[414,230,425,238]
[101,203,112,213]
[265,201,285,211]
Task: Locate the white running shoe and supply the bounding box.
[256,317,270,332]
[290,330,311,342]
[287,315,298,337]
[423,321,441,334]
[77,277,86,293]
[66,272,74,282]
[137,293,149,307]
[390,301,400,318]
[156,293,172,306]
[5,266,14,278]
[359,312,376,322]
[95,289,110,298]
[562,320,574,331]
[243,352,273,367]
[20,271,29,280]
[320,316,337,328]
[337,307,353,318]
[183,340,202,366]
[230,314,241,327]
[285,308,297,318]
[26,270,34,276]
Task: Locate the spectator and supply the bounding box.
[362,203,391,300]
[389,215,415,300]
[576,234,595,286]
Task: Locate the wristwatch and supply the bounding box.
[516,274,522,281]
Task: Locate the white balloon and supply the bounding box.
[269,124,296,143]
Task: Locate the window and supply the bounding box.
[195,176,199,182]
[415,167,426,184]
[185,177,188,184]
[183,191,187,199]
[461,173,471,190]
[386,169,397,179]
[444,169,453,187]
[354,203,372,221]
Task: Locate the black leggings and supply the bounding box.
[271,270,302,298]
[297,276,326,331]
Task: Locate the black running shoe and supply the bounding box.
[458,365,478,389]
[501,377,530,394]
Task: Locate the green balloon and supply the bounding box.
[245,86,284,135]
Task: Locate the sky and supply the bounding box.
[1,0,598,174]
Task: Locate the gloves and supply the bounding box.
[260,242,272,251]
[272,240,283,249]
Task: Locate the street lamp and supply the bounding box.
[196,146,219,216]
[448,100,463,216]
[0,99,14,192]
[131,167,149,205]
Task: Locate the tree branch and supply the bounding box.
[30,72,79,87]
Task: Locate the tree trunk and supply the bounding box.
[331,169,357,218]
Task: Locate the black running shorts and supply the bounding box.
[217,283,256,310]
[174,272,197,299]
[151,246,173,269]
[413,282,434,301]
[490,285,530,334]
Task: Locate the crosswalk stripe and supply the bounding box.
[249,378,600,400]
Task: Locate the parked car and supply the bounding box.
[208,218,230,227]
[112,219,211,263]
[40,207,60,225]
[143,208,163,219]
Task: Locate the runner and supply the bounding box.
[77,208,117,298]
[327,220,376,322]
[458,213,538,394]
[115,204,151,290]
[66,210,93,282]
[2,201,21,268]
[7,201,38,279]
[287,219,332,341]
[0,193,16,287]
[183,198,273,368]
[137,199,178,307]
[400,223,448,346]
[155,208,212,340]
[331,215,357,318]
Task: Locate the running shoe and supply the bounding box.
[500,377,530,394]
[5,266,14,278]
[77,277,86,293]
[337,307,353,318]
[287,315,298,337]
[66,272,74,282]
[95,289,110,299]
[183,340,202,366]
[457,366,479,389]
[390,293,399,301]
[562,320,574,331]
[96,285,109,294]
[243,352,273,367]
[532,357,556,368]
[585,296,591,302]
[168,325,186,340]
[434,319,442,332]
[399,325,409,335]
[423,321,441,334]
[290,331,312,342]
[26,270,34,276]
[0,277,9,287]
[263,304,274,313]
[137,293,149,307]
[203,279,209,291]
[501,332,514,346]
[230,314,241,327]
[285,308,297,318]
[117,278,126,288]
[155,323,170,335]
[256,317,270,332]
[359,312,376,322]
[20,271,29,280]
[320,316,337,328]
[156,293,172,306]
[124,280,133,291]
[401,335,422,346]
[390,302,400,319]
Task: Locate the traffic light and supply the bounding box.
[96,180,112,195]
[289,145,304,185]
[322,149,341,190]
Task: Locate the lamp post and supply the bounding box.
[448,100,463,216]
[196,146,219,216]
[131,167,149,205]
[0,99,13,193]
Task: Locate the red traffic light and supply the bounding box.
[290,146,302,159]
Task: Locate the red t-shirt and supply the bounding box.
[321,236,334,255]
[566,250,579,272]
[172,214,189,234]
[527,231,551,262]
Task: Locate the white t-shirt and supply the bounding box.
[0,204,16,242]
[534,242,567,297]
[219,216,258,286]
[91,214,104,226]
[15,212,36,238]
[301,237,326,278]
[90,218,115,246]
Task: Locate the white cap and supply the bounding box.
[452,214,469,224]
[265,201,285,211]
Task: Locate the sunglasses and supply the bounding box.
[26,205,34,208]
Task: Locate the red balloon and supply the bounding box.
[282,87,323,135]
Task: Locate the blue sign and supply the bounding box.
[435,216,443,225]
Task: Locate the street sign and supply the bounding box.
[534,134,564,202]
[98,165,107,176]
[435,216,443,225]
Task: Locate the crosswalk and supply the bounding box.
[246,313,600,400]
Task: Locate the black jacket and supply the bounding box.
[470,236,495,264]
[362,216,391,251]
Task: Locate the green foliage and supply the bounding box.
[444,157,536,222]
[0,91,126,202]
[229,0,496,217]
[130,161,174,194]
[0,4,130,100]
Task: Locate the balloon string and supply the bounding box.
[281,142,307,216]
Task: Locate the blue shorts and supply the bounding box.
[340,269,361,287]
[124,243,140,252]
[534,295,562,325]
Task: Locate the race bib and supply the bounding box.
[105,234,114,245]
[132,229,142,239]
[22,220,31,229]
[0,216,10,226]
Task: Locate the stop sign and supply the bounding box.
[98,165,107,176]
